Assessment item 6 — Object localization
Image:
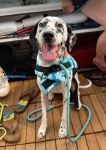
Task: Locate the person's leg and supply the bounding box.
[81,0,106,70]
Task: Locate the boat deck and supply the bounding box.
[0,74,106,150]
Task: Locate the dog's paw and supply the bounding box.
[48,93,54,101]
[37,127,46,139]
[58,125,67,139]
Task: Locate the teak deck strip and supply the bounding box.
[0,75,106,150]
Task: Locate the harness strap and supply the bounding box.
[42,79,57,89]
[35,61,72,75]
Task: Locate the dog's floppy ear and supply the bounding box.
[29,22,39,50]
[66,25,77,52]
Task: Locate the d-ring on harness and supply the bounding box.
[27,52,91,142]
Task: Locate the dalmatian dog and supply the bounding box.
[29,16,92,139]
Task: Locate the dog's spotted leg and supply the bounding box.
[58,87,67,139]
[38,92,48,139]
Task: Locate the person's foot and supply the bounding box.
[0,67,10,97]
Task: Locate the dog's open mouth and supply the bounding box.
[41,44,61,61]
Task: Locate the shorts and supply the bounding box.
[71,0,90,11]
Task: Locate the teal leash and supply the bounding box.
[27,52,91,142]
[28,105,54,121]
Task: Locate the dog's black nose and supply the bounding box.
[43,31,54,41]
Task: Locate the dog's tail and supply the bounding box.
[79,79,92,89]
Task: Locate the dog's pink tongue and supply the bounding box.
[42,52,57,61]
[41,45,59,62]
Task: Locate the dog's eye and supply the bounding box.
[39,22,47,28]
[57,23,63,28]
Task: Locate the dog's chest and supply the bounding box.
[49,82,67,94]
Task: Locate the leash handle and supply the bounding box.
[0,127,7,141]
[0,103,8,125]
[0,103,8,141]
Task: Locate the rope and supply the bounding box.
[58,63,91,142]
[27,53,91,142]
[0,103,8,141]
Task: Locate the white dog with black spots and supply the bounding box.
[29,16,92,139]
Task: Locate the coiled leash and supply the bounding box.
[27,104,63,121]
[27,54,91,142]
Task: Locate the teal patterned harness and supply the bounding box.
[35,54,78,94]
